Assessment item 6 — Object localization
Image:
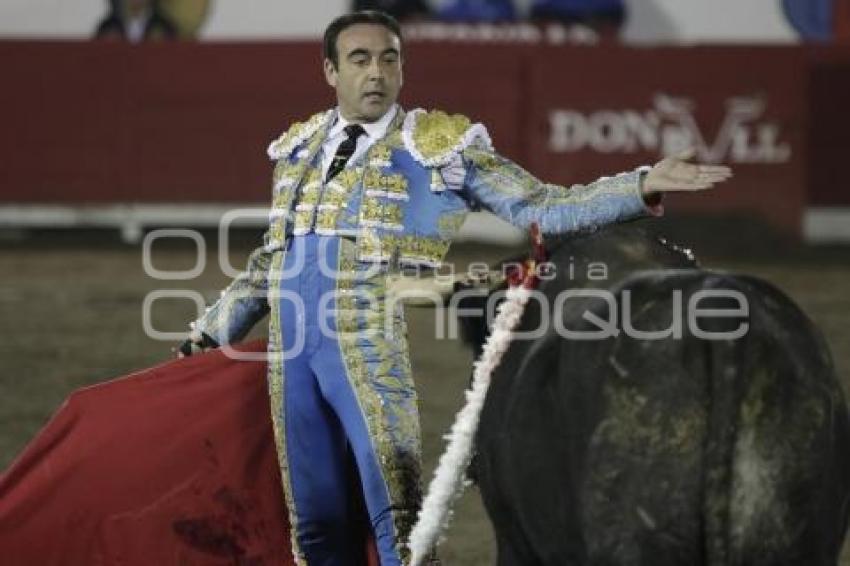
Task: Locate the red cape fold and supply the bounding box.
[0,340,378,565]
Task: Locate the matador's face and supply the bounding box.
[324,23,403,123]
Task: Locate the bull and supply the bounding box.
[455,222,850,566]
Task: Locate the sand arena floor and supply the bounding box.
[1,228,848,564]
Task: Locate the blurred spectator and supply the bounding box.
[781,0,833,41]
[530,0,625,29]
[353,0,432,21]
[782,0,850,42]
[436,0,517,23]
[94,0,177,42]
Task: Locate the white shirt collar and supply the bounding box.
[328,104,398,141]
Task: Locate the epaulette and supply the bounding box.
[401,108,492,168]
[266,110,333,160]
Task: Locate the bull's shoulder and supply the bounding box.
[266,110,333,160]
[401,108,492,167]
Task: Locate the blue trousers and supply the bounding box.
[268,234,421,565]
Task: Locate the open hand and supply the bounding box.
[643,148,732,195]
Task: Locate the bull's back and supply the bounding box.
[699,274,850,566]
[476,269,850,565]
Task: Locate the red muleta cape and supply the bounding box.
[0,340,378,565]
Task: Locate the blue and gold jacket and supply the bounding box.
[192,107,655,345]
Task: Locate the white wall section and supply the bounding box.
[0,0,104,38]
[201,0,347,40]
[622,0,798,44]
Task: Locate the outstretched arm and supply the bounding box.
[458,144,730,234]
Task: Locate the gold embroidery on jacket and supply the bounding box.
[411,111,472,161]
[358,227,392,262]
[361,199,403,230]
[364,169,409,200]
[396,235,451,266]
[265,250,307,565]
[267,111,331,160]
[334,242,421,561]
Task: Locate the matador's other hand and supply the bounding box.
[643,148,732,195]
[175,330,219,358]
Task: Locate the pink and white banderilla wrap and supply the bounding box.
[408,225,544,565]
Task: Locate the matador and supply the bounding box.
[181,10,731,566]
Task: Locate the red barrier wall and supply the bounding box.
[809,47,850,207]
[526,46,808,232]
[0,42,331,204]
[2,41,849,234]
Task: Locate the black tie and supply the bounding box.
[326,124,366,182]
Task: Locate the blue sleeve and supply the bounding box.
[460,142,657,234]
[190,236,272,346]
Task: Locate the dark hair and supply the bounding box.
[323,10,403,68]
